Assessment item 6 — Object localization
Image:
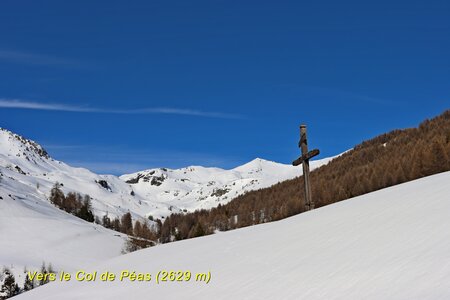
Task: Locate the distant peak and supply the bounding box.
[232,157,287,173]
[0,127,50,160]
[247,157,276,165]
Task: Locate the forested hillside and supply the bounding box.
[159,110,450,242]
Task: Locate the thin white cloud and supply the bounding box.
[129,107,243,119]
[0,99,244,119]
[0,50,80,67]
[0,99,97,112]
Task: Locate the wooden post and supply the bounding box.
[300,125,313,211]
[292,124,319,211]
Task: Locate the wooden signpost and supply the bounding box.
[292,125,320,211]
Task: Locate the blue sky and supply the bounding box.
[0,0,449,174]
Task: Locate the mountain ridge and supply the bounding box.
[0,127,335,220]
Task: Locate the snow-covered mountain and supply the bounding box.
[15,171,450,300]
[120,156,334,215]
[0,127,335,220]
[0,128,154,221]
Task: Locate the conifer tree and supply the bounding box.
[39,262,48,286]
[48,263,55,276]
[121,212,133,235]
[102,214,111,229]
[64,192,78,213]
[134,220,142,237]
[76,195,94,222]
[1,270,20,298]
[49,183,64,208]
[23,271,35,292]
[112,217,121,232]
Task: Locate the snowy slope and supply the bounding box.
[0,127,335,220]
[0,174,126,285]
[16,171,450,300]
